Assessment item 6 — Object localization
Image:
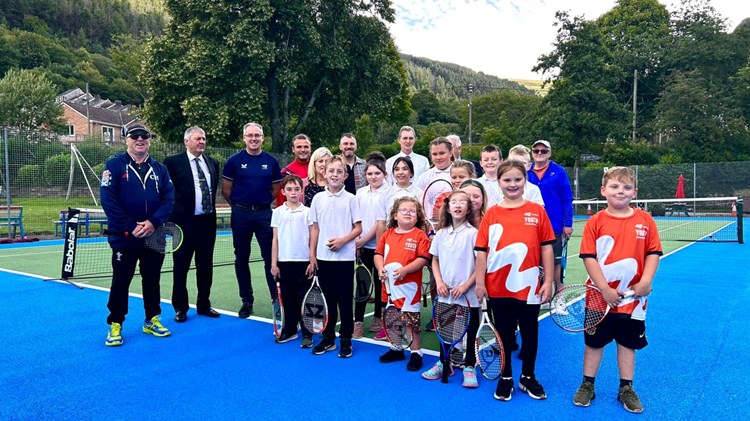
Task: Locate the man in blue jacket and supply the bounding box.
[527,139,574,293]
[101,124,174,347]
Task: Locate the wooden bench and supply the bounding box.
[0,205,24,239]
[55,209,109,237]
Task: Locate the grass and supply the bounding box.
[1,197,99,237]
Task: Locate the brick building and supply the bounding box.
[57,88,140,143]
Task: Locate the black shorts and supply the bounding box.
[584,314,648,350]
[552,233,565,264]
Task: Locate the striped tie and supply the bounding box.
[194,158,212,214]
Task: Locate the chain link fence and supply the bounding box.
[2,128,748,238]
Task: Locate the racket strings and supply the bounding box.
[384,307,407,347]
[476,326,503,379]
[354,266,373,302]
[435,302,469,344]
[550,287,609,331]
[302,288,327,333]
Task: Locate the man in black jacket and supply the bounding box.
[165,126,221,322]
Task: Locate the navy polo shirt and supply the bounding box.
[222,150,282,206]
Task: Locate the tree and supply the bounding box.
[142,0,410,148]
[0,68,64,132]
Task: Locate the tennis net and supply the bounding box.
[572,197,744,243]
[61,208,263,280]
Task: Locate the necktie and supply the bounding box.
[194,158,212,214]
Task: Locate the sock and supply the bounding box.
[583,375,596,384]
[620,379,633,388]
[410,349,423,356]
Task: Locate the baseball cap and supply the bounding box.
[532,140,551,149]
[123,124,152,139]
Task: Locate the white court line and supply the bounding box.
[0,250,59,258]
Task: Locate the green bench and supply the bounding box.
[0,205,25,238]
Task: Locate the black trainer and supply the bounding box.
[312,338,337,355]
[494,377,514,401]
[338,339,353,358]
[406,353,423,371]
[238,302,253,318]
[275,332,299,344]
[379,349,406,363]
[519,375,547,400]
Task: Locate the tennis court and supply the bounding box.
[1,218,748,419]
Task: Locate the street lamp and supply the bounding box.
[468,83,474,144]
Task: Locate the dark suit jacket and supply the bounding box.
[164,152,220,227]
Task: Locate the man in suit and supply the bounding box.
[165,126,221,322]
[447,134,483,177]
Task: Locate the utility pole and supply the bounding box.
[468,83,474,144]
[632,70,637,143]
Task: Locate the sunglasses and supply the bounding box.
[532,149,550,155]
[128,133,151,140]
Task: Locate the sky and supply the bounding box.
[388,0,750,80]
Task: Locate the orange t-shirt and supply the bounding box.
[580,208,662,320]
[375,227,431,311]
[475,201,555,303]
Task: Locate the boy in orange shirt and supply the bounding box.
[573,167,662,414]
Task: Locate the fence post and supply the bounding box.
[4,127,10,239]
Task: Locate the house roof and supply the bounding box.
[58,89,138,127]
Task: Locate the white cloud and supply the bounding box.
[389,0,750,80]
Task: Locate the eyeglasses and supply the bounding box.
[532,149,550,155]
[449,200,468,206]
[397,209,417,216]
[128,134,151,140]
[244,133,263,139]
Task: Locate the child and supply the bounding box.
[385,156,424,219]
[459,179,489,226]
[507,145,544,206]
[354,152,389,338]
[475,160,555,402]
[270,174,313,346]
[476,145,502,206]
[414,137,453,190]
[572,166,661,414]
[421,190,481,388]
[450,160,476,190]
[308,155,363,358]
[374,197,431,371]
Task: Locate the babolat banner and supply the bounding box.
[60,208,80,280]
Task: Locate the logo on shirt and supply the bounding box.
[262,164,268,170]
[241,164,248,169]
[404,238,418,251]
[100,170,111,187]
[523,212,539,226]
[634,223,648,239]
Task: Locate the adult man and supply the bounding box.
[164,126,221,322]
[527,139,574,293]
[275,134,311,206]
[339,133,367,194]
[385,126,430,184]
[447,134,483,177]
[222,122,282,318]
[414,137,454,190]
[101,124,174,346]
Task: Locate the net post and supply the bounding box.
[737,198,744,244]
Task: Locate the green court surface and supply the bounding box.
[0,235,690,351]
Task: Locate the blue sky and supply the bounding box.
[389,0,749,80]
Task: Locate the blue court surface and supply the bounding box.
[1,226,749,420]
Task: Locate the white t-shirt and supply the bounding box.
[355,184,388,249]
[385,151,430,185]
[429,222,479,308]
[308,187,361,261]
[270,203,311,261]
[414,164,452,191]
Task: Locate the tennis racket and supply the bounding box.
[559,236,569,289]
[104,222,183,254]
[354,255,373,303]
[301,272,328,334]
[433,293,471,383]
[549,284,635,332]
[272,278,284,339]
[422,178,453,231]
[475,297,503,380]
[382,262,412,350]
[422,265,435,307]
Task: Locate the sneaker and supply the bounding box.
[406,353,423,371]
[425,319,435,332]
[519,375,547,400]
[494,377,515,401]
[339,339,353,358]
[105,322,123,346]
[143,316,171,337]
[374,328,388,341]
[353,321,364,339]
[618,384,643,413]
[462,367,479,388]
[300,336,313,349]
[379,349,406,363]
[573,381,595,407]
[312,338,337,355]
[421,361,444,380]
[238,302,253,318]
[369,317,383,332]
[275,332,299,344]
